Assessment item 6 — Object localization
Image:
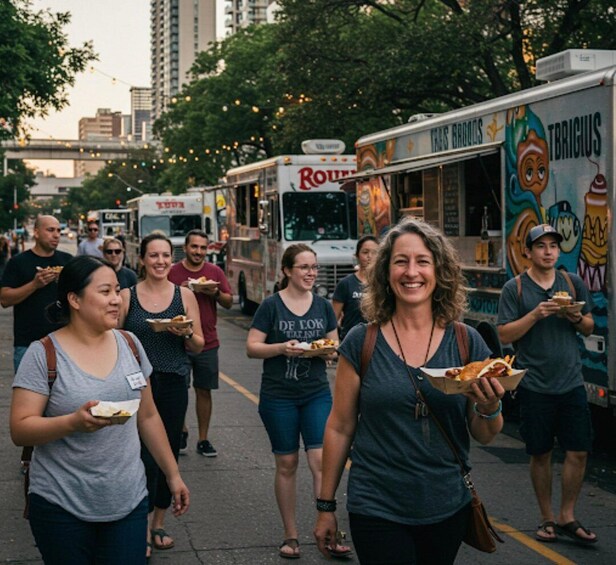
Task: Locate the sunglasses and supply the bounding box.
[88,228,99,232]
[104,249,123,255]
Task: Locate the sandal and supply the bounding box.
[279,538,300,559]
[327,543,353,558]
[150,528,175,550]
[556,520,598,545]
[146,541,152,561]
[535,520,557,543]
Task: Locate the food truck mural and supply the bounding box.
[348,65,614,412]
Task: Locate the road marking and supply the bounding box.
[220,372,259,405]
[490,518,577,564]
[220,370,576,565]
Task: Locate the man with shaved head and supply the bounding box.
[0,215,72,371]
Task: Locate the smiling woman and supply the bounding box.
[9,255,190,564]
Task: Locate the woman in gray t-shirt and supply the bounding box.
[314,218,506,564]
[10,256,190,564]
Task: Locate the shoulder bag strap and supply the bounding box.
[359,323,378,380]
[117,329,141,364]
[559,270,577,301]
[453,321,470,365]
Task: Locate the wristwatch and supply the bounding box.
[184,332,194,340]
[214,288,221,299]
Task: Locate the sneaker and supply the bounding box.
[179,431,188,454]
[196,440,217,457]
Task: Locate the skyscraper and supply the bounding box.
[130,87,152,141]
[224,0,272,36]
[150,0,217,120]
[74,108,123,176]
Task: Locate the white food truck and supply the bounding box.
[223,140,358,313]
[346,52,614,416]
[125,193,203,270]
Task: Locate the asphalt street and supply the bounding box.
[1,239,615,564]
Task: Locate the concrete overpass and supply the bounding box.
[1,138,155,161]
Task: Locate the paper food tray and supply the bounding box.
[301,346,337,358]
[146,318,193,332]
[90,399,141,425]
[420,367,527,394]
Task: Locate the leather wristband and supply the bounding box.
[316,498,337,512]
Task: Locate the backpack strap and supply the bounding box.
[559,270,576,301]
[515,274,522,298]
[359,323,378,380]
[117,329,141,364]
[453,321,470,365]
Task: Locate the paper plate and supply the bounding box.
[90,399,141,425]
[146,318,193,332]
[420,367,527,394]
[188,279,220,292]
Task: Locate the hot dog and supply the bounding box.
[445,355,515,381]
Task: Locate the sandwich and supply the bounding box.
[551,291,572,306]
[171,314,188,322]
[310,338,337,350]
[445,355,515,381]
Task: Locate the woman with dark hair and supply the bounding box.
[102,237,137,289]
[246,244,350,560]
[332,235,379,341]
[10,255,189,564]
[314,217,505,564]
[120,233,203,557]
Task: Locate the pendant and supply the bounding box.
[415,399,429,419]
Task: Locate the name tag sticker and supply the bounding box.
[126,371,147,390]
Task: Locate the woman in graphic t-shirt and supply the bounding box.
[332,235,379,341]
[246,244,351,560]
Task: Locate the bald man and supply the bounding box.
[0,215,73,371]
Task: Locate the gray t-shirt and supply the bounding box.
[251,293,337,398]
[497,271,592,394]
[13,330,153,521]
[77,238,104,258]
[339,323,491,525]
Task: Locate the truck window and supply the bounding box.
[236,183,259,227]
[282,192,350,241]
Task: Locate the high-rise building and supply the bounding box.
[74,108,123,176]
[130,87,152,141]
[224,0,272,36]
[150,0,217,120]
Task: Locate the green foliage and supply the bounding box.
[0,0,97,138]
[0,160,34,230]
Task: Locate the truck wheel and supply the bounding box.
[239,278,257,315]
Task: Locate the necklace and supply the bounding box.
[391,317,435,419]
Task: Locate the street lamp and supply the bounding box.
[108,172,145,195]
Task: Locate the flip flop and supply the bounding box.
[535,520,557,542]
[555,520,598,545]
[150,528,175,550]
[146,541,152,561]
[327,544,353,559]
[278,538,300,559]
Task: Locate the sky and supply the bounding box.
[26,0,224,177]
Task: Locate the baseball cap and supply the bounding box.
[525,224,563,248]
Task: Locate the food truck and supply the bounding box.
[124,193,203,270]
[347,55,614,413]
[223,140,358,313]
[188,186,229,268]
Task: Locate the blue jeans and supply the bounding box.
[14,345,29,373]
[141,371,188,511]
[258,388,332,454]
[28,493,148,565]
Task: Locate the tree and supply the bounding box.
[0,160,34,230]
[0,0,97,139]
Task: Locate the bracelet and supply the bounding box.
[184,332,194,341]
[572,315,583,324]
[473,399,502,420]
[316,498,337,512]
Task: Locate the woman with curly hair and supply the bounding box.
[314,217,505,564]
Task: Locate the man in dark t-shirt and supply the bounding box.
[0,215,72,371]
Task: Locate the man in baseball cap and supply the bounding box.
[498,222,596,545]
[525,224,563,248]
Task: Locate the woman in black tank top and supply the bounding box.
[120,233,203,557]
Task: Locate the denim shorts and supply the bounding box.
[518,385,593,455]
[258,388,333,455]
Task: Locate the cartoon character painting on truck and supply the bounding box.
[352,68,613,410]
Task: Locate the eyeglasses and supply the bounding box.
[292,264,320,273]
[88,228,99,232]
[104,249,123,255]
